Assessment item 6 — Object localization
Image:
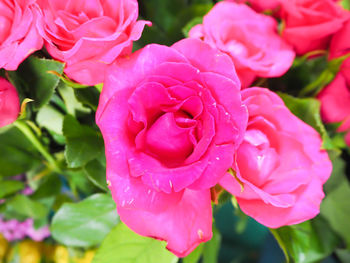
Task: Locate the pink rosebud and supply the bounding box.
[37,0,151,85]
[0,77,20,128]
[220,88,332,228]
[280,0,349,55]
[0,0,43,70]
[189,2,295,88]
[96,38,248,257]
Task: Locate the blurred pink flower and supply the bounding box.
[37,0,150,85]
[189,1,295,88]
[220,88,332,228]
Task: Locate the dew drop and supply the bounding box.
[216,157,220,160]
[197,229,204,239]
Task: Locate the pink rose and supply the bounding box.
[0,0,43,70]
[189,2,295,88]
[0,77,20,128]
[220,88,332,228]
[317,72,350,147]
[280,0,349,55]
[96,38,248,256]
[329,19,350,60]
[318,18,350,147]
[232,0,282,13]
[37,0,151,85]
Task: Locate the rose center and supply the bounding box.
[145,112,194,165]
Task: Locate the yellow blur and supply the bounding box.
[0,234,95,263]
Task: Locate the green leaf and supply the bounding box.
[36,104,64,135]
[31,173,62,200]
[57,82,90,116]
[74,87,100,111]
[341,0,350,10]
[0,180,25,199]
[92,223,178,263]
[321,182,350,248]
[0,126,41,177]
[336,249,350,263]
[183,243,204,263]
[182,17,203,37]
[65,169,99,197]
[84,159,108,191]
[6,194,49,219]
[271,217,340,263]
[51,194,119,247]
[63,115,104,168]
[323,155,347,193]
[203,226,221,263]
[11,56,64,110]
[278,93,334,150]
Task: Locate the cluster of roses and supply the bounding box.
[0,0,150,128]
[0,0,348,258]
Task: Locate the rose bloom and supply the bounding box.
[329,19,350,60]
[317,66,350,147]
[280,0,349,55]
[189,1,295,88]
[0,77,20,128]
[0,0,43,70]
[317,18,350,147]
[37,0,150,85]
[96,38,248,256]
[232,0,282,13]
[220,88,332,228]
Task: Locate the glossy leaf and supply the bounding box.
[51,194,118,247]
[57,82,90,116]
[11,56,64,110]
[92,223,178,263]
[271,217,340,263]
[84,159,108,191]
[183,243,204,263]
[63,115,104,168]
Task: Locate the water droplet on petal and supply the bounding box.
[197,229,204,239]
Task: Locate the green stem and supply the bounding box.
[270,228,290,263]
[14,120,61,172]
